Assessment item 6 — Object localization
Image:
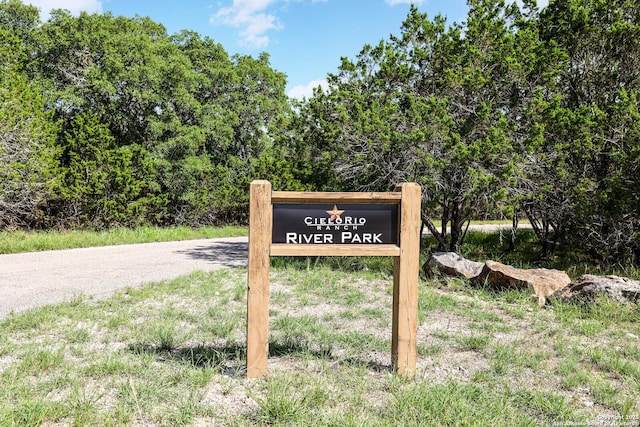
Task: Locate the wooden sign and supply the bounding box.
[247,181,421,378]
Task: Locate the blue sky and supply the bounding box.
[24,0,547,99]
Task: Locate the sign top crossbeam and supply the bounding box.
[272,190,402,204]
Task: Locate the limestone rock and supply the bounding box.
[423,252,484,280]
[474,260,571,306]
[552,274,640,304]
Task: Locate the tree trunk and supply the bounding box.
[449,200,466,252]
[422,212,447,250]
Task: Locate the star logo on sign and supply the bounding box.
[326,205,345,221]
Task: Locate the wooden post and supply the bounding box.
[246,180,272,378]
[392,182,421,376]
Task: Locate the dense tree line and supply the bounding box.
[291,0,640,263]
[1,0,639,264]
[0,0,303,229]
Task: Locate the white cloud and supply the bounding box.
[25,0,102,20]
[288,79,328,100]
[210,0,333,49]
[211,0,283,49]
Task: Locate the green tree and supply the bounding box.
[0,25,58,229]
[32,11,293,226]
[294,1,539,251]
[534,0,640,262]
[0,0,39,46]
[155,32,291,224]
[55,112,158,228]
[34,10,186,147]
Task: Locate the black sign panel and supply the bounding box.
[272,203,398,245]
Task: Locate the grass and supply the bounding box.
[1,225,639,425]
[0,262,638,426]
[0,225,247,254]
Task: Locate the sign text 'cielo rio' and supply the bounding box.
[272,203,398,245]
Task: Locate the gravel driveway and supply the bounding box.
[0,236,248,319]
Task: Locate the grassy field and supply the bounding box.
[1,247,639,425]
[0,225,247,254]
[1,227,639,425]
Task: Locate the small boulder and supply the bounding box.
[423,252,484,280]
[552,274,640,304]
[474,260,571,306]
